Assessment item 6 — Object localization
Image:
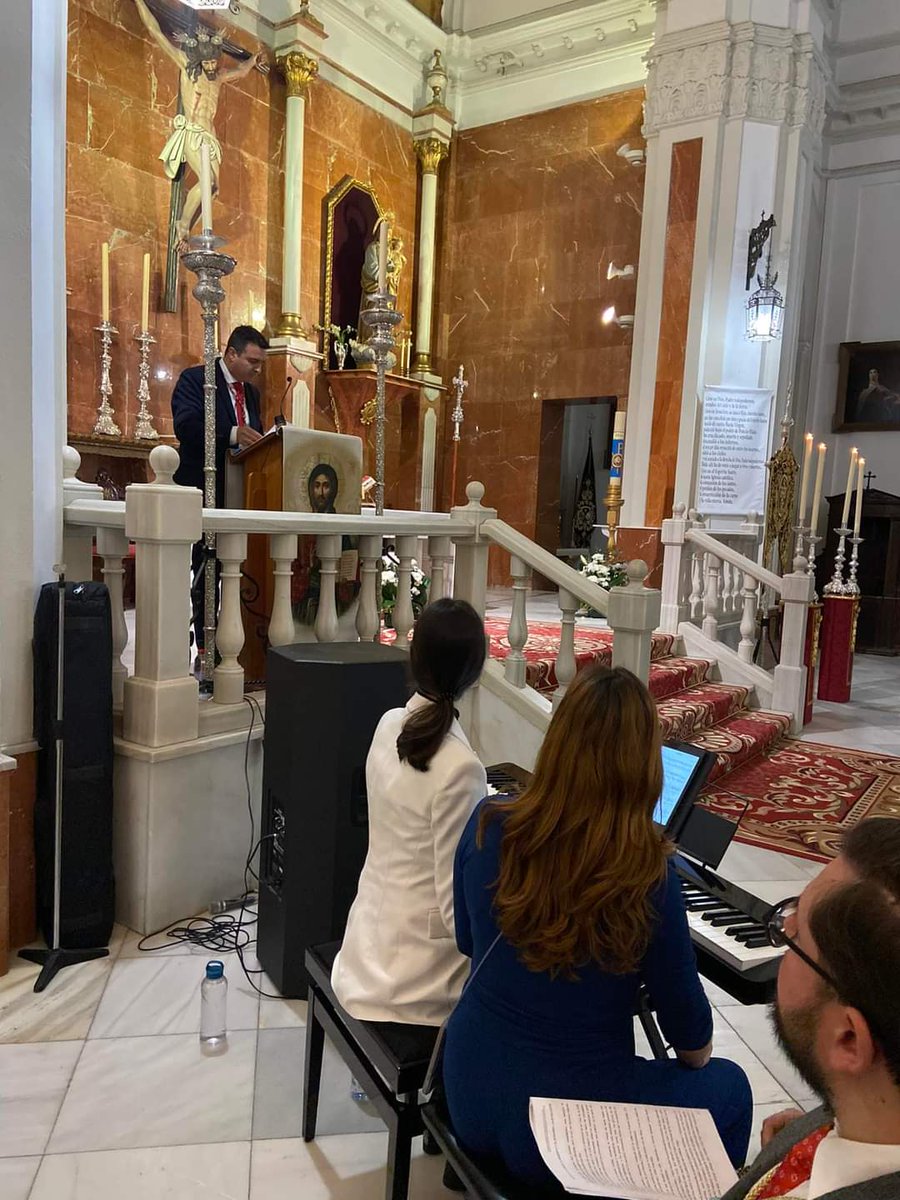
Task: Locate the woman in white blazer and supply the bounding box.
[331,598,487,1026]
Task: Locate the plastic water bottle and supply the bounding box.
[350,1076,369,1102]
[200,960,228,1052]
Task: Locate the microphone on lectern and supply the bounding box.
[274,376,292,428]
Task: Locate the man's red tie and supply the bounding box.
[233,381,247,427]
[752,1125,833,1199]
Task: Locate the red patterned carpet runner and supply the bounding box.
[481,618,900,864]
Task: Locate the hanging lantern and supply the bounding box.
[745,212,784,342]
[746,247,784,342]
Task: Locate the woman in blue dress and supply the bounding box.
[443,664,752,1186]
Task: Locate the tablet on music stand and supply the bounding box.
[653,742,716,841]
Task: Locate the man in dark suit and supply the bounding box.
[172,325,267,657]
[721,817,900,1199]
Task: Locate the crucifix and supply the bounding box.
[448,364,468,508]
[865,469,877,491]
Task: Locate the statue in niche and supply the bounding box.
[134,0,267,250]
[354,214,400,365]
[387,234,407,299]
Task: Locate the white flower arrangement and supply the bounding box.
[381,550,429,618]
[578,552,628,616]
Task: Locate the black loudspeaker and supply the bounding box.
[257,642,410,997]
[32,581,115,951]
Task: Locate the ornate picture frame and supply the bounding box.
[321,176,385,369]
[834,341,900,432]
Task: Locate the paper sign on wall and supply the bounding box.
[696,386,772,516]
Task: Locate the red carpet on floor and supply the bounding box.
[701,740,900,863]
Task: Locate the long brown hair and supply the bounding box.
[479,664,667,977]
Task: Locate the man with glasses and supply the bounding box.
[722,817,900,1199]
[172,325,267,665]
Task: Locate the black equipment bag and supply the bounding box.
[32,581,115,949]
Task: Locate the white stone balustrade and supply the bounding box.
[96,526,130,710]
[702,552,722,641]
[554,589,578,707]
[504,554,530,688]
[427,535,452,605]
[62,446,103,583]
[268,533,299,648]
[315,534,341,644]
[393,536,418,645]
[213,532,248,706]
[356,535,382,642]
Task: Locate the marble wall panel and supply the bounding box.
[436,90,645,583]
[644,138,703,528]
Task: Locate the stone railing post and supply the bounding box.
[62,446,103,582]
[451,482,497,619]
[772,561,814,730]
[315,534,341,643]
[268,533,299,648]
[505,554,530,688]
[554,589,578,707]
[123,446,202,747]
[393,535,418,645]
[659,502,691,633]
[608,560,662,686]
[96,526,130,710]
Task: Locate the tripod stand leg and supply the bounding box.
[19,946,110,993]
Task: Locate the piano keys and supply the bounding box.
[486,763,783,1006]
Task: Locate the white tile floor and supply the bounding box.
[6,602,895,1198]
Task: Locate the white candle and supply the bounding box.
[101,241,110,323]
[141,252,151,332]
[810,442,826,527]
[797,432,813,526]
[378,220,389,293]
[200,141,213,233]
[840,446,858,528]
[613,409,626,440]
[853,456,866,536]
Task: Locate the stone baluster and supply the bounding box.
[609,560,662,686]
[451,482,497,619]
[356,535,382,642]
[721,560,734,614]
[123,446,202,747]
[62,446,103,583]
[213,532,247,705]
[393,535,418,645]
[269,533,299,647]
[738,571,758,663]
[772,558,815,730]
[315,534,341,643]
[504,554,530,688]
[427,535,452,605]
[96,526,130,710]
[554,588,578,707]
[689,548,704,622]
[702,553,721,641]
[659,502,691,633]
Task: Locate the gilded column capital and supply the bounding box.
[414,136,449,175]
[278,50,319,99]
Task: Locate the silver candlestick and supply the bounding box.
[134,330,159,441]
[806,530,822,597]
[93,321,121,436]
[181,229,236,689]
[450,363,468,442]
[361,289,403,516]
[847,535,863,595]
[792,523,809,570]
[824,525,852,595]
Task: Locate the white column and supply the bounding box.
[393,536,417,645]
[504,554,530,689]
[554,590,578,708]
[315,534,341,643]
[123,446,202,747]
[412,138,448,374]
[276,51,318,339]
[451,482,498,620]
[772,565,814,730]
[427,535,452,604]
[356,535,382,642]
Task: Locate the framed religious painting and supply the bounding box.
[834,341,900,432]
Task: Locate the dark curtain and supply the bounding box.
[572,435,597,549]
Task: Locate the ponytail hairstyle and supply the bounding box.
[396,598,486,772]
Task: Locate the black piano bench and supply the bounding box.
[303,942,438,1200]
[421,1095,565,1199]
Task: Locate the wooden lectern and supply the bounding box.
[229,425,363,682]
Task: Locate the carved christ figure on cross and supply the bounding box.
[134,0,266,247]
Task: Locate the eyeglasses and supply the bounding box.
[766,896,840,994]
